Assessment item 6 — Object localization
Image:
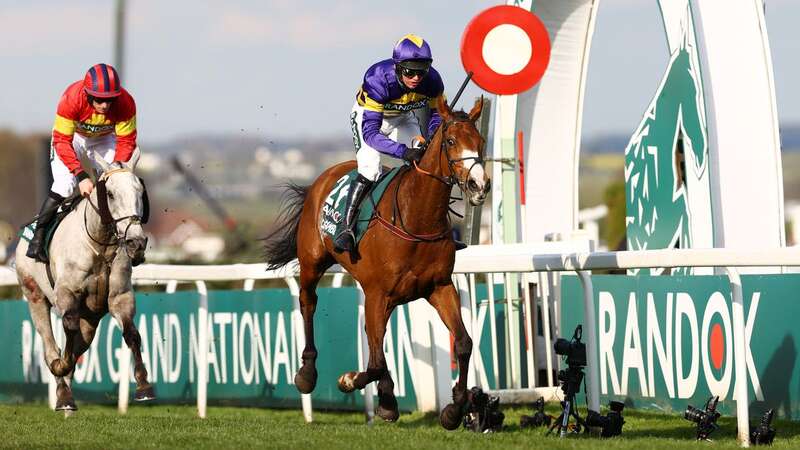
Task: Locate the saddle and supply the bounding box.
[320,167,402,246]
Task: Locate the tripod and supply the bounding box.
[547,366,588,437]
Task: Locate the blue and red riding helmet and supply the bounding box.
[83,63,122,98]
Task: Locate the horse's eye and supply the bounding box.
[447,138,456,146]
[108,192,114,200]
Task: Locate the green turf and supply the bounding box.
[1,403,797,449]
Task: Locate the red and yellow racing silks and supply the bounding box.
[51,81,137,175]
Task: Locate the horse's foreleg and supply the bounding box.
[337,297,399,422]
[22,279,62,376]
[109,291,155,401]
[428,283,473,430]
[52,287,80,378]
[294,267,323,394]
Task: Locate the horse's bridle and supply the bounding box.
[412,117,485,193]
[83,167,148,257]
[377,116,485,242]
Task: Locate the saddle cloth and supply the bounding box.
[320,167,402,246]
[19,197,81,259]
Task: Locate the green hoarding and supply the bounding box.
[561,274,800,419]
[1,288,417,410]
[1,284,513,410]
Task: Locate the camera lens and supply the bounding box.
[684,405,703,423]
[554,338,571,355]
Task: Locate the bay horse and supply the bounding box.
[263,97,489,429]
[15,150,153,411]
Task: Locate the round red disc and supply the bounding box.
[461,5,551,95]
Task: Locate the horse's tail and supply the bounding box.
[263,182,308,270]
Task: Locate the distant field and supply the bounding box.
[2,403,797,449]
[580,154,624,208]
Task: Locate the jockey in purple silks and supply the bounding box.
[335,34,457,253]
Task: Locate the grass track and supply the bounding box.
[1,403,799,449]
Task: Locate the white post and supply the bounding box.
[486,273,500,389]
[48,373,57,411]
[538,272,555,387]
[285,276,313,423]
[521,273,535,388]
[576,270,599,412]
[454,274,477,388]
[504,272,520,388]
[243,279,255,291]
[117,339,131,414]
[726,267,750,447]
[468,273,481,388]
[166,280,178,294]
[196,280,208,419]
[356,283,375,423]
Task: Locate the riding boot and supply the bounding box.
[333,174,374,252]
[26,192,64,263]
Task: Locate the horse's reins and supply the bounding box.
[373,116,484,242]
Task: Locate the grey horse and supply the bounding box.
[15,149,153,411]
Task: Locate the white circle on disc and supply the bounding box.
[481,24,532,75]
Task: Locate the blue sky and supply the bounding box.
[1,0,799,144]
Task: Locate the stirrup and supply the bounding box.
[333,230,355,252]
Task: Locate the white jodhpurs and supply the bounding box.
[50,133,117,198]
[350,103,426,182]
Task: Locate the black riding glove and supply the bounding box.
[403,144,425,163]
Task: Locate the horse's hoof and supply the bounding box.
[376,405,400,422]
[134,384,156,402]
[440,403,463,430]
[55,399,77,412]
[49,359,72,378]
[294,366,317,394]
[337,371,360,393]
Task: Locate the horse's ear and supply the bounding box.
[125,147,141,171]
[468,96,484,123]
[436,95,452,122]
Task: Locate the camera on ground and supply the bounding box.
[462,386,505,433]
[684,396,721,441]
[750,409,776,446]
[520,396,552,429]
[586,401,626,437]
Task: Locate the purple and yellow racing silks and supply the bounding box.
[355,59,444,158]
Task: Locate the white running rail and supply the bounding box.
[4,244,799,447]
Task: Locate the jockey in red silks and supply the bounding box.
[334,34,450,252]
[26,63,138,263]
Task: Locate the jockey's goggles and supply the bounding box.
[399,66,429,78]
[88,95,117,104]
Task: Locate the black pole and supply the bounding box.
[449,71,474,110]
